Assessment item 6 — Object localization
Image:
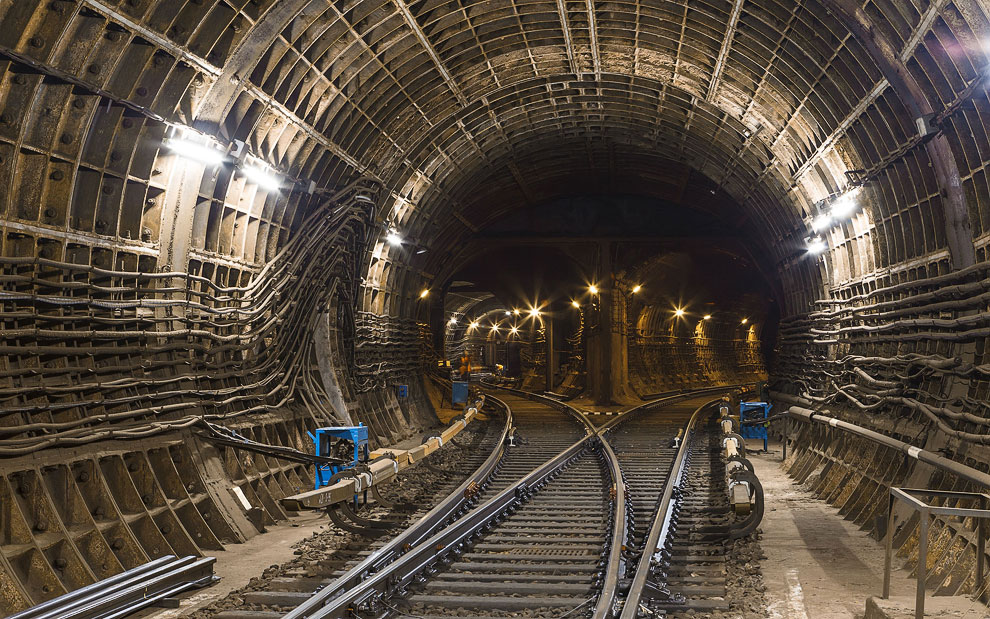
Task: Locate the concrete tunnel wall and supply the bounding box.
[2,0,990,611]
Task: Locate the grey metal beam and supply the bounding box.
[707,0,745,103]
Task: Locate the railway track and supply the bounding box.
[212,414,507,618]
[208,392,595,618]
[202,385,759,619]
[617,396,765,618]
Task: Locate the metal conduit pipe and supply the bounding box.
[770,392,990,489]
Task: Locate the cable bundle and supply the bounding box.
[0,178,381,456]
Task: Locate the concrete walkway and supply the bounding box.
[749,440,987,619]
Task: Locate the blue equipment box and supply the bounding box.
[452,381,469,405]
[740,401,770,451]
[308,424,369,489]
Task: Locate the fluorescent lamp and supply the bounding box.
[167,138,224,165]
[808,237,827,254]
[243,164,281,191]
[831,190,859,218]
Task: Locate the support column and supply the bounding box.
[609,275,630,400]
[588,242,615,405]
[545,316,555,393]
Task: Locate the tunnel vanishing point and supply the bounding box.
[4,0,990,617]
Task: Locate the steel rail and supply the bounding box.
[282,396,514,619]
[9,555,216,619]
[594,435,628,618]
[283,388,596,618]
[453,382,752,617]
[617,399,719,619]
[284,384,752,618]
[299,435,593,618]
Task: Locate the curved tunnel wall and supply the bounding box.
[2,0,990,611]
[630,306,767,395]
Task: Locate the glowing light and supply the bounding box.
[674,308,685,317]
[505,310,511,316]
[386,230,403,246]
[807,237,827,254]
[512,309,520,316]
[469,321,479,330]
[490,324,499,333]
[588,284,599,295]
[449,317,458,325]
[812,213,832,232]
[703,314,712,320]
[571,300,581,308]
[242,162,281,191]
[167,137,224,165]
[631,285,642,294]
[419,289,429,298]
[528,307,541,318]
[831,190,859,218]
[510,326,519,335]
[741,318,748,325]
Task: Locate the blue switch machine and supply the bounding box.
[308,424,370,489]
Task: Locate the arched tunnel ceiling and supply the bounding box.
[1,0,990,314]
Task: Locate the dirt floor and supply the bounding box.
[749,439,987,619]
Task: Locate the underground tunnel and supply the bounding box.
[2,0,990,617]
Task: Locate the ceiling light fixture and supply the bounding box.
[167,137,225,166]
[242,159,282,191]
[812,213,832,232]
[807,236,827,254]
[831,187,861,219]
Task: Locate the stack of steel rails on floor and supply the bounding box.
[8,555,216,619]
